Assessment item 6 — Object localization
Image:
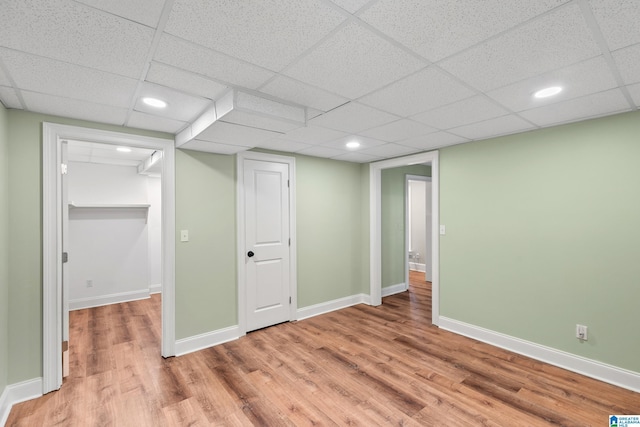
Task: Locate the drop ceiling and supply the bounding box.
[1,0,638,163]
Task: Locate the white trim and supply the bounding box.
[69,289,150,311]
[149,284,162,294]
[0,378,43,426]
[236,151,297,336]
[439,317,640,393]
[175,326,241,357]
[42,123,176,394]
[296,294,371,321]
[381,282,407,297]
[408,263,426,272]
[370,151,440,325]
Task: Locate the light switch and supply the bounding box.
[180,230,189,242]
[439,225,446,235]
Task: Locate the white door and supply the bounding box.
[244,159,291,332]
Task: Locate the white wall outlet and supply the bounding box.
[439,225,446,235]
[180,229,189,242]
[86,279,93,288]
[576,324,588,341]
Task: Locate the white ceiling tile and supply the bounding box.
[449,115,535,140]
[0,0,154,78]
[75,0,165,27]
[254,137,313,153]
[297,145,347,158]
[22,91,127,125]
[281,125,348,144]
[127,111,187,134]
[146,63,229,100]
[411,96,509,130]
[440,4,601,91]
[259,76,348,112]
[612,43,640,85]
[398,131,469,149]
[329,0,372,14]
[519,89,631,126]
[360,119,437,142]
[197,121,279,146]
[306,108,324,120]
[134,82,212,122]
[487,56,619,111]
[359,67,476,116]
[87,156,140,167]
[322,135,386,150]
[331,152,381,163]
[165,0,345,71]
[360,0,569,61]
[285,22,426,99]
[0,65,10,86]
[0,87,22,109]
[627,83,640,107]
[180,139,250,155]
[359,143,421,158]
[589,0,640,50]
[1,49,138,108]
[154,34,274,89]
[309,102,398,133]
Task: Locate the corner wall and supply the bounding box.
[439,110,640,373]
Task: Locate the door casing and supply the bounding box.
[236,151,297,336]
[42,123,175,394]
[369,150,439,325]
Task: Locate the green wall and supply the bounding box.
[440,110,640,372]
[6,110,171,383]
[381,165,431,288]
[175,149,237,339]
[296,155,368,306]
[0,103,9,394]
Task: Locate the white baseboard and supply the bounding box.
[409,262,426,272]
[175,326,241,357]
[382,282,407,297]
[0,378,42,427]
[149,284,162,294]
[296,293,370,321]
[439,317,640,393]
[173,293,374,357]
[69,289,150,311]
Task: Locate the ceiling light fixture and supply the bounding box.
[346,141,360,149]
[533,86,562,99]
[142,97,167,108]
[116,147,132,153]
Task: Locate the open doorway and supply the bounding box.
[406,175,432,284]
[369,150,439,325]
[42,124,175,394]
[62,141,163,378]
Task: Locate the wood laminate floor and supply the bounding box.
[7,271,640,425]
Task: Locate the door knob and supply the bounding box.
[247,251,254,258]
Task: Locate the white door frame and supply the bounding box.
[405,174,431,291]
[236,151,297,336]
[369,150,440,325]
[42,123,176,394]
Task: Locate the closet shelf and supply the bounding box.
[68,203,150,223]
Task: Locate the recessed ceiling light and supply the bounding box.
[533,86,562,99]
[346,141,360,149]
[116,147,132,153]
[142,97,167,108]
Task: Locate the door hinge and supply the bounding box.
[61,163,68,175]
[288,238,291,246]
[62,252,68,263]
[289,296,292,304]
[287,179,290,188]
